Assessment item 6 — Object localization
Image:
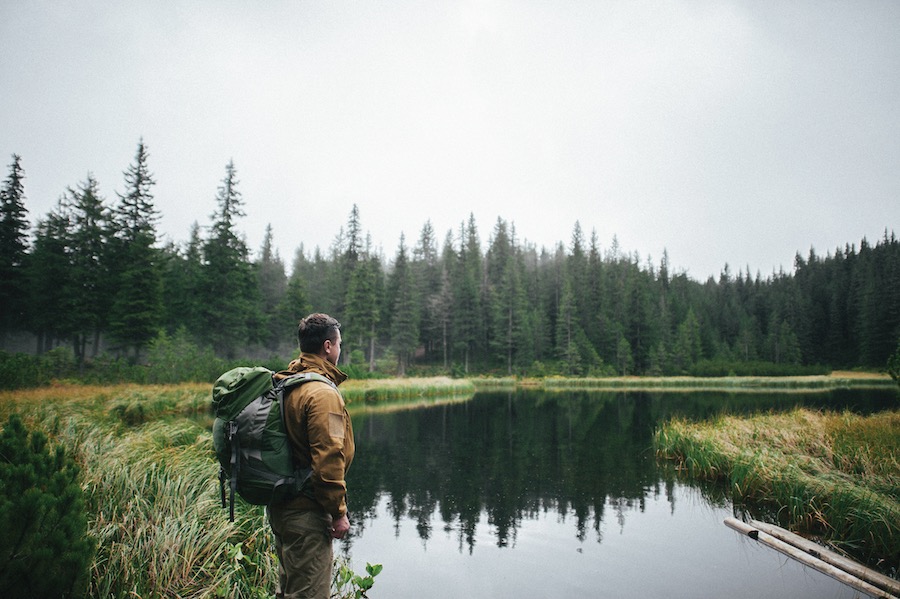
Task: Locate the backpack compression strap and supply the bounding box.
[226,420,239,522]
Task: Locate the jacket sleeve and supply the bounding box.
[305,383,350,518]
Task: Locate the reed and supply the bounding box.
[341,376,475,404]
[470,377,517,389]
[544,374,895,391]
[1,385,375,598]
[655,408,900,572]
[52,412,274,598]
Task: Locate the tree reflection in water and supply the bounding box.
[345,388,895,553]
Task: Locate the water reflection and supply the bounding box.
[346,388,896,553]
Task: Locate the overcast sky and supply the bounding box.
[2,1,898,281]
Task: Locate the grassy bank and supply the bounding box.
[0,384,388,598]
[540,372,896,391]
[341,376,475,404]
[654,408,900,574]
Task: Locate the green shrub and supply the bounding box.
[888,338,900,387]
[0,351,38,389]
[688,359,830,377]
[0,414,94,598]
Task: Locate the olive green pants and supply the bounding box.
[267,505,333,599]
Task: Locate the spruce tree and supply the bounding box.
[556,278,582,374]
[450,216,483,373]
[280,248,313,347]
[201,160,256,357]
[486,219,530,373]
[160,222,204,339]
[389,234,419,375]
[108,140,162,359]
[345,236,383,371]
[413,220,441,361]
[256,224,288,350]
[0,154,30,333]
[27,201,76,352]
[67,175,113,362]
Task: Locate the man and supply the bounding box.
[268,313,354,599]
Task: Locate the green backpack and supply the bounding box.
[211,366,334,521]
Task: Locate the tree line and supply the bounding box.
[1,144,898,378]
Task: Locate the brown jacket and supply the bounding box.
[275,353,354,519]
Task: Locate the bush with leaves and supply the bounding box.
[333,559,383,599]
[0,414,94,598]
[888,338,900,387]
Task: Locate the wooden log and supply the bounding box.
[748,518,900,597]
[724,518,898,599]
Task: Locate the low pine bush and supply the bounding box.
[0,414,94,598]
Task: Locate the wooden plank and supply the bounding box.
[724,518,898,599]
[748,518,900,597]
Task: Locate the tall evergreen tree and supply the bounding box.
[27,201,75,352]
[277,247,313,349]
[256,224,288,350]
[492,250,531,374]
[201,160,256,357]
[108,140,162,359]
[672,308,702,372]
[389,234,419,375]
[0,154,30,333]
[450,215,484,372]
[161,222,204,338]
[345,235,383,370]
[413,220,441,360]
[555,278,581,374]
[67,175,113,362]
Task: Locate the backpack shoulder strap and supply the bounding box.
[277,371,337,391]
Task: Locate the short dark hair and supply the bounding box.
[298,313,341,353]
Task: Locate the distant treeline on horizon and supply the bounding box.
[1,145,898,378]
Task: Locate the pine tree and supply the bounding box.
[160,222,204,338]
[0,154,30,332]
[492,252,531,374]
[672,308,702,373]
[430,249,455,371]
[486,219,530,373]
[27,201,76,352]
[556,278,581,374]
[108,140,162,359]
[413,220,441,361]
[279,247,313,347]
[389,234,419,375]
[616,332,634,376]
[201,160,257,357]
[450,215,483,373]
[67,175,113,362]
[345,236,383,371]
[0,415,94,598]
[256,224,288,350]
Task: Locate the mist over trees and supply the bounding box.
[2,146,899,376]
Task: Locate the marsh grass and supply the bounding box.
[341,376,475,404]
[655,408,900,573]
[545,374,896,391]
[47,410,272,598]
[0,384,374,598]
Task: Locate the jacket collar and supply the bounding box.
[288,352,348,386]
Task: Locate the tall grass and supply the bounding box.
[655,408,900,573]
[544,374,896,391]
[341,376,475,404]
[0,384,379,598]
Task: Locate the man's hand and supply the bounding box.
[331,514,350,539]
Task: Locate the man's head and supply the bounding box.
[298,313,342,364]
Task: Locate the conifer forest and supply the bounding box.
[1,145,898,379]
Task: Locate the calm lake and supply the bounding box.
[339,387,898,598]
